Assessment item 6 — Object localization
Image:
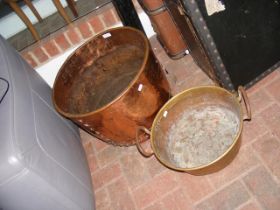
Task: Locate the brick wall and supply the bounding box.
[21,3,121,68]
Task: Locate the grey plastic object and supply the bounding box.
[0,36,95,210]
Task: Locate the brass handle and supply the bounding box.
[238,86,252,121]
[136,126,154,157]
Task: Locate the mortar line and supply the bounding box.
[117,150,153,191]
[263,85,280,116]
[248,97,275,116]
[251,140,280,184]
[235,199,257,210]
[141,187,180,210]
[245,131,270,147]
[41,42,51,58]
[51,36,63,54]
[205,175,215,190]
[248,70,280,94]
[193,164,260,206]
[28,50,40,65]
[91,171,122,192]
[239,178,264,210]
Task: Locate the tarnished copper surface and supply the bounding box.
[139,0,188,59]
[52,27,170,146]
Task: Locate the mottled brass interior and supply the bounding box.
[151,86,242,172]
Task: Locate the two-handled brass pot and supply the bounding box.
[52,27,170,146]
[136,86,251,175]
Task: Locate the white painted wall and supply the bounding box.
[0,0,69,39]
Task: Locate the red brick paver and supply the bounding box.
[243,166,280,210]
[207,145,258,188]
[22,52,38,68]
[43,40,60,57]
[87,155,99,173]
[32,47,48,63]
[266,75,280,102]
[241,114,268,145]
[78,22,92,39]
[83,141,94,156]
[194,181,250,210]
[66,27,81,45]
[120,153,151,189]
[91,163,122,190]
[97,145,125,167]
[159,188,193,210]
[95,188,112,210]
[89,15,104,33]
[133,170,178,209]
[177,173,214,203]
[145,157,166,178]
[253,133,280,181]
[102,9,117,27]
[54,33,71,51]
[238,201,262,210]
[259,104,280,138]
[107,177,136,210]
[247,88,273,115]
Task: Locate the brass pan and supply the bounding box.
[136,86,251,175]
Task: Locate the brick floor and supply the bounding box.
[79,32,280,209]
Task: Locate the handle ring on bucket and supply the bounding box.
[136,126,154,157]
[238,86,252,121]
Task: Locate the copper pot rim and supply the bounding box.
[52,26,150,119]
[149,85,244,172]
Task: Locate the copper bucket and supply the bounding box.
[138,0,188,59]
[136,86,251,174]
[52,27,170,146]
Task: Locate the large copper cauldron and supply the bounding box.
[52,27,170,146]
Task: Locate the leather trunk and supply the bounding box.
[165,0,280,91]
[138,0,188,59]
